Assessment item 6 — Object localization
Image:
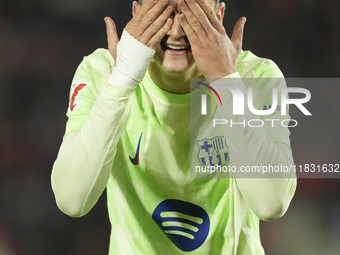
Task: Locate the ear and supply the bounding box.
[133,1,140,16]
[216,2,225,23]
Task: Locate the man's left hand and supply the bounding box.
[178,0,246,78]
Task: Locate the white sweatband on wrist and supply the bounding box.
[108,29,156,88]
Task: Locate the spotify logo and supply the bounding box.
[152,199,210,252]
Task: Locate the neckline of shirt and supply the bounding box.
[142,70,195,105]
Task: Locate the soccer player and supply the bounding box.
[51,0,296,254]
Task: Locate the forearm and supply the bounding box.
[52,28,158,217]
[213,73,296,221]
[52,82,135,217]
[233,141,296,222]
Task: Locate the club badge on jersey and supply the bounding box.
[196,136,230,167]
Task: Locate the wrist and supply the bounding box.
[108,30,155,88]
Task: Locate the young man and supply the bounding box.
[52,0,296,254]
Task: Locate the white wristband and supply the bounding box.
[108,29,156,88]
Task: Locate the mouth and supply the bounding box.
[161,42,191,55]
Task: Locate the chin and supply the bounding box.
[160,54,197,74]
[162,62,191,74]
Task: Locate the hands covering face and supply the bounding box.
[105,0,246,78]
[105,0,173,65]
[178,0,246,78]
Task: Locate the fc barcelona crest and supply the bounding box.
[196,136,230,167]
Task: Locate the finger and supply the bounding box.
[128,0,159,29]
[230,17,246,51]
[148,18,173,49]
[182,0,212,34]
[179,13,201,46]
[179,0,207,38]
[195,0,224,33]
[140,5,173,45]
[104,17,119,64]
[134,0,170,38]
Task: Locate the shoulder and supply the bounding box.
[69,49,115,100]
[83,48,114,68]
[67,49,114,114]
[64,49,115,135]
[74,48,114,81]
[236,50,284,79]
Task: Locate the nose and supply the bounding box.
[166,14,186,40]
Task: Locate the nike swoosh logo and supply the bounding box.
[129,133,143,165]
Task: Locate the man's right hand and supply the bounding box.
[105,0,173,63]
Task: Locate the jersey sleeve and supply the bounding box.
[252,60,292,148]
[64,49,112,136]
[238,55,292,152]
[51,49,136,217]
[213,58,297,221]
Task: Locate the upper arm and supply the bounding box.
[64,49,114,137]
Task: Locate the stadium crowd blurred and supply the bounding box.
[0,0,340,254]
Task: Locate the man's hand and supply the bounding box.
[178,0,246,78]
[105,0,173,64]
[104,0,174,87]
[125,0,173,49]
[105,17,119,65]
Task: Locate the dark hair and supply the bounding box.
[137,0,220,10]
